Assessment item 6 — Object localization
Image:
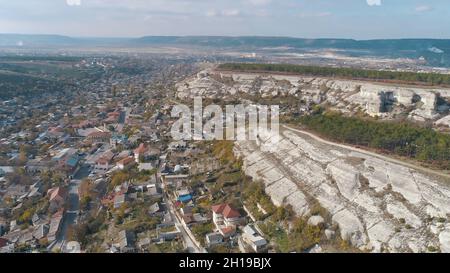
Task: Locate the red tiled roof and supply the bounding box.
[183,213,195,224]
[221,226,236,235]
[212,204,226,213]
[52,208,65,219]
[76,120,93,128]
[134,143,148,155]
[212,203,241,219]
[108,111,120,117]
[87,131,111,138]
[0,238,8,248]
[49,127,63,133]
[96,158,109,165]
[118,156,134,166]
[48,187,66,202]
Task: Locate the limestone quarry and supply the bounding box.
[176,69,450,253]
[176,69,450,129]
[234,126,450,253]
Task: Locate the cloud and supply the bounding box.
[247,0,271,6]
[205,10,218,17]
[299,12,332,18]
[66,0,81,6]
[222,9,241,17]
[205,9,241,18]
[366,0,381,6]
[415,5,432,12]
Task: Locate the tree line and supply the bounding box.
[218,63,450,86]
[299,112,450,169]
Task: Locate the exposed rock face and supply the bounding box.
[308,215,325,226]
[439,228,450,253]
[177,70,450,124]
[234,127,450,253]
[435,115,450,128]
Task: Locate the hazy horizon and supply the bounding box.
[2,33,450,41]
[0,0,449,40]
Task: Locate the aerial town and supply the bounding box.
[2,1,450,256]
[0,54,280,254]
[1,49,450,254]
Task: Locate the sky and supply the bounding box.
[0,0,449,39]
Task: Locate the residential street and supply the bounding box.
[162,189,206,253]
[53,165,90,251]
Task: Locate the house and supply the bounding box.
[95,158,110,172]
[52,148,77,162]
[149,202,163,216]
[161,174,189,186]
[51,148,80,174]
[205,232,223,248]
[47,187,66,213]
[47,209,64,243]
[177,189,192,203]
[27,182,43,199]
[32,213,46,227]
[137,237,152,251]
[94,150,115,173]
[139,162,154,173]
[105,111,121,124]
[115,150,132,162]
[10,220,18,232]
[33,224,49,240]
[182,213,196,227]
[134,143,148,163]
[110,134,128,149]
[46,127,65,140]
[145,184,162,198]
[181,206,193,216]
[219,226,236,238]
[0,238,8,248]
[157,223,181,241]
[212,203,242,228]
[114,194,127,209]
[193,213,209,224]
[0,243,14,253]
[86,131,111,144]
[77,127,103,137]
[18,229,36,246]
[0,166,14,177]
[73,120,95,129]
[117,230,135,253]
[241,224,268,253]
[4,184,28,201]
[59,154,80,173]
[116,156,136,170]
[168,140,187,151]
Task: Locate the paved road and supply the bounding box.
[282,125,450,180]
[54,179,81,251]
[54,165,90,251]
[162,190,206,253]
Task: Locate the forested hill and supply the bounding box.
[218,63,450,86]
[2,35,450,67]
[298,112,450,170]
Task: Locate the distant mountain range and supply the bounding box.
[1,34,450,67]
[0,34,129,47]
